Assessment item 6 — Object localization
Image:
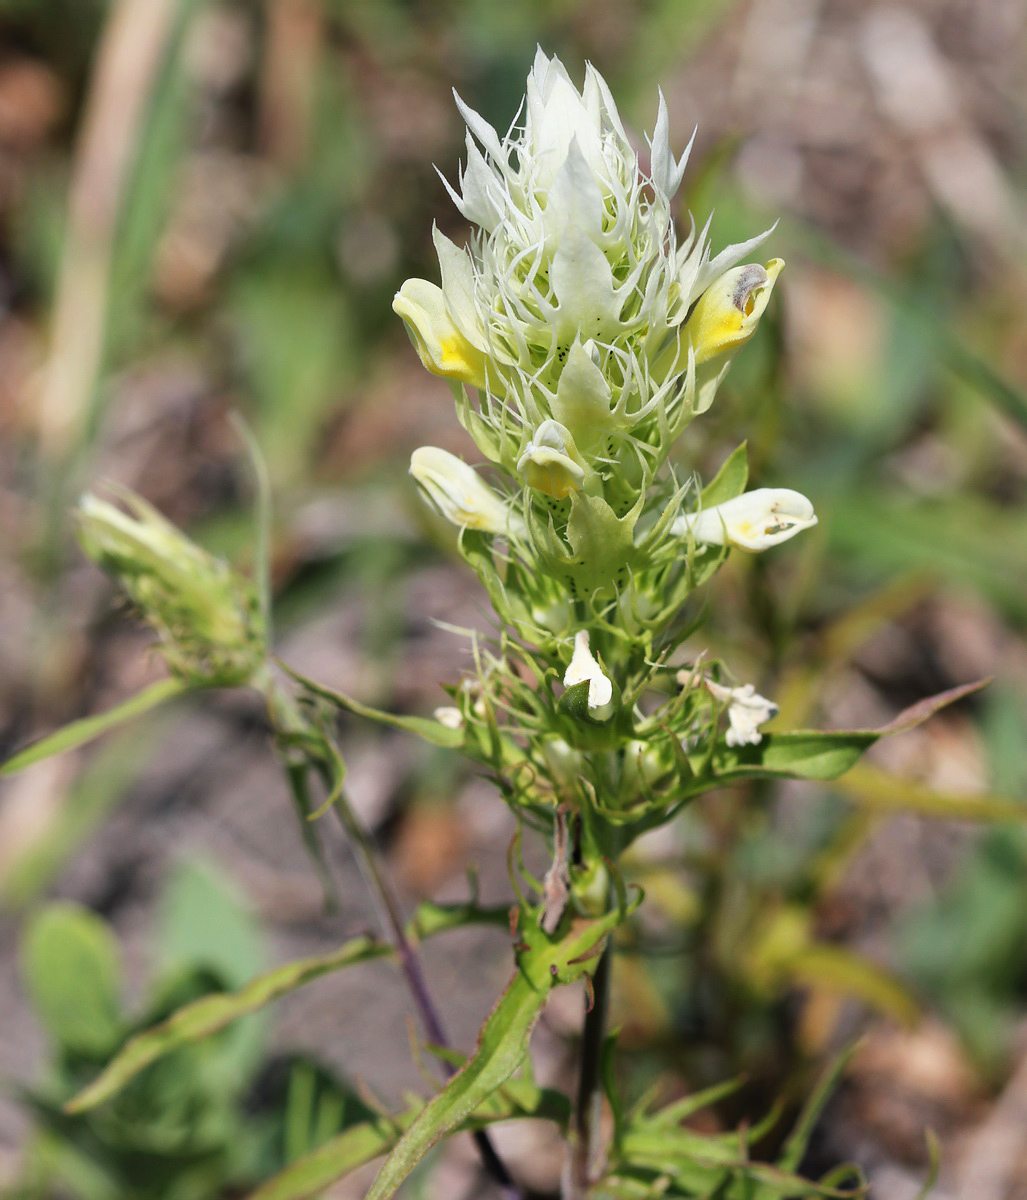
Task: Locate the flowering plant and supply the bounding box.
[3,49,978,1200]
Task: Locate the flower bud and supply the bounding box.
[672,488,816,552]
[393,278,487,388]
[77,490,264,687]
[516,420,586,499]
[687,258,784,365]
[410,446,522,536]
[433,706,464,730]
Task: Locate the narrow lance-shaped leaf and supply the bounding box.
[834,761,1027,824]
[66,935,390,1113]
[681,680,987,799]
[64,895,509,1115]
[1,678,188,777]
[364,970,547,1200]
[365,897,634,1200]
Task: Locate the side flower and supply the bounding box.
[393,279,488,388]
[672,488,816,551]
[410,446,523,536]
[686,259,784,365]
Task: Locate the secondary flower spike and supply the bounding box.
[673,488,817,552]
[77,489,264,686]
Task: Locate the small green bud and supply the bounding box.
[78,490,265,687]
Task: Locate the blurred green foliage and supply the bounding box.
[7,862,376,1200]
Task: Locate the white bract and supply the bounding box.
[409,446,522,536]
[672,488,817,551]
[563,630,613,713]
[705,679,779,747]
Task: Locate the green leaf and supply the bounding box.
[778,1043,859,1172]
[0,710,173,907]
[407,899,511,940]
[22,903,123,1056]
[785,944,920,1027]
[911,1131,941,1200]
[65,934,388,1114]
[279,660,464,748]
[704,729,878,788]
[64,893,503,1115]
[230,411,274,642]
[365,901,632,1200]
[364,970,546,1200]
[1,677,187,776]
[158,859,265,989]
[700,441,748,507]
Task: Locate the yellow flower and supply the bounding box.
[516,420,586,499]
[687,259,784,365]
[393,279,487,388]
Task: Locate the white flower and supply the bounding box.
[563,630,613,713]
[672,488,817,551]
[705,679,778,747]
[410,446,523,536]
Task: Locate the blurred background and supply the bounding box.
[0,0,1025,1197]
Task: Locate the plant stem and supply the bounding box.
[329,790,523,1200]
[567,945,611,1199]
